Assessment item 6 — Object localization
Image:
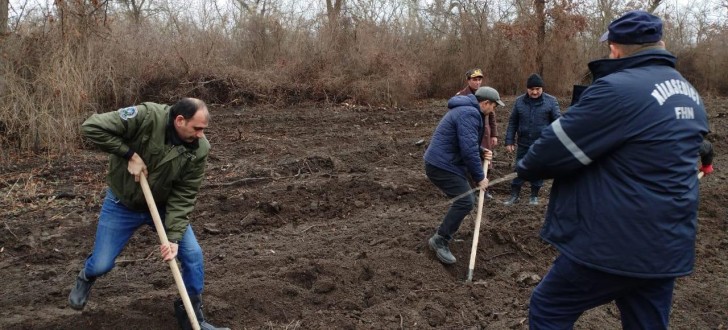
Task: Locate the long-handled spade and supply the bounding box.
[140,174,201,330]
[466,160,489,282]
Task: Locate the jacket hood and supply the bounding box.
[588,48,676,80]
[448,94,479,110]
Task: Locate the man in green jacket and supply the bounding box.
[68,98,228,330]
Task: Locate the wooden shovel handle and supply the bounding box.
[140,174,200,330]
[466,160,489,282]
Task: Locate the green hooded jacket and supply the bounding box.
[81,102,210,241]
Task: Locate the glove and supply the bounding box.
[700,164,713,176]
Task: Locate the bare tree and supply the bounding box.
[119,0,148,24]
[233,0,271,16]
[646,0,662,13]
[349,0,404,24]
[1,0,8,35]
[0,0,6,102]
[326,0,344,26]
[535,0,545,75]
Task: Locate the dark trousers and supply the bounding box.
[512,145,543,191]
[425,163,474,241]
[529,255,675,330]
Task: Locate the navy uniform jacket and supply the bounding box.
[517,48,709,278]
[424,95,486,183]
[505,93,561,147]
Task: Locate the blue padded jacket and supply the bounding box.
[424,95,486,183]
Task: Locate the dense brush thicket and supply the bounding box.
[1,0,726,153]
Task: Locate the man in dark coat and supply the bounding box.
[504,73,561,205]
[517,11,709,329]
[424,87,504,264]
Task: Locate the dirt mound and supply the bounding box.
[1,98,726,329]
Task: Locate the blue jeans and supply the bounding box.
[529,255,675,330]
[512,145,543,190]
[425,163,475,240]
[83,189,205,295]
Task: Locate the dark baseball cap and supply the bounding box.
[466,68,484,79]
[598,10,663,44]
[474,87,505,106]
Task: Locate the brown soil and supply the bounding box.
[1,97,727,329]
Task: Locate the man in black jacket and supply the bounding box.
[503,73,560,205]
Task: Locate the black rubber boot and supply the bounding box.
[428,233,456,264]
[175,295,230,330]
[68,270,95,310]
[504,185,521,206]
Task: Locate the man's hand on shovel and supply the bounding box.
[476,178,489,191]
[482,149,493,165]
[128,153,149,182]
[160,242,179,262]
[476,149,493,189]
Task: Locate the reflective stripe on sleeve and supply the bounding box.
[552,118,592,165]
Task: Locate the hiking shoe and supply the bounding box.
[428,234,456,264]
[529,197,539,205]
[69,270,95,310]
[504,196,519,206]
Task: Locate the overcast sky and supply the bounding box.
[7,0,723,24]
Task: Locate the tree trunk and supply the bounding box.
[0,0,7,99]
[535,0,546,75]
[0,0,8,35]
[326,0,344,27]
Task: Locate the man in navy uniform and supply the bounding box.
[518,11,709,329]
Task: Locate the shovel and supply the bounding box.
[140,174,200,330]
[466,160,489,282]
[448,172,517,205]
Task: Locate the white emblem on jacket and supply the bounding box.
[118,106,138,120]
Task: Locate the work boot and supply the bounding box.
[175,295,230,330]
[428,233,456,264]
[68,270,95,310]
[504,185,520,206]
[530,187,540,205]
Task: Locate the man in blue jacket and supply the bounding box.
[504,73,561,205]
[518,11,709,329]
[456,69,499,199]
[424,87,503,264]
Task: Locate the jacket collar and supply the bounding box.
[587,48,676,80]
[523,93,544,105]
